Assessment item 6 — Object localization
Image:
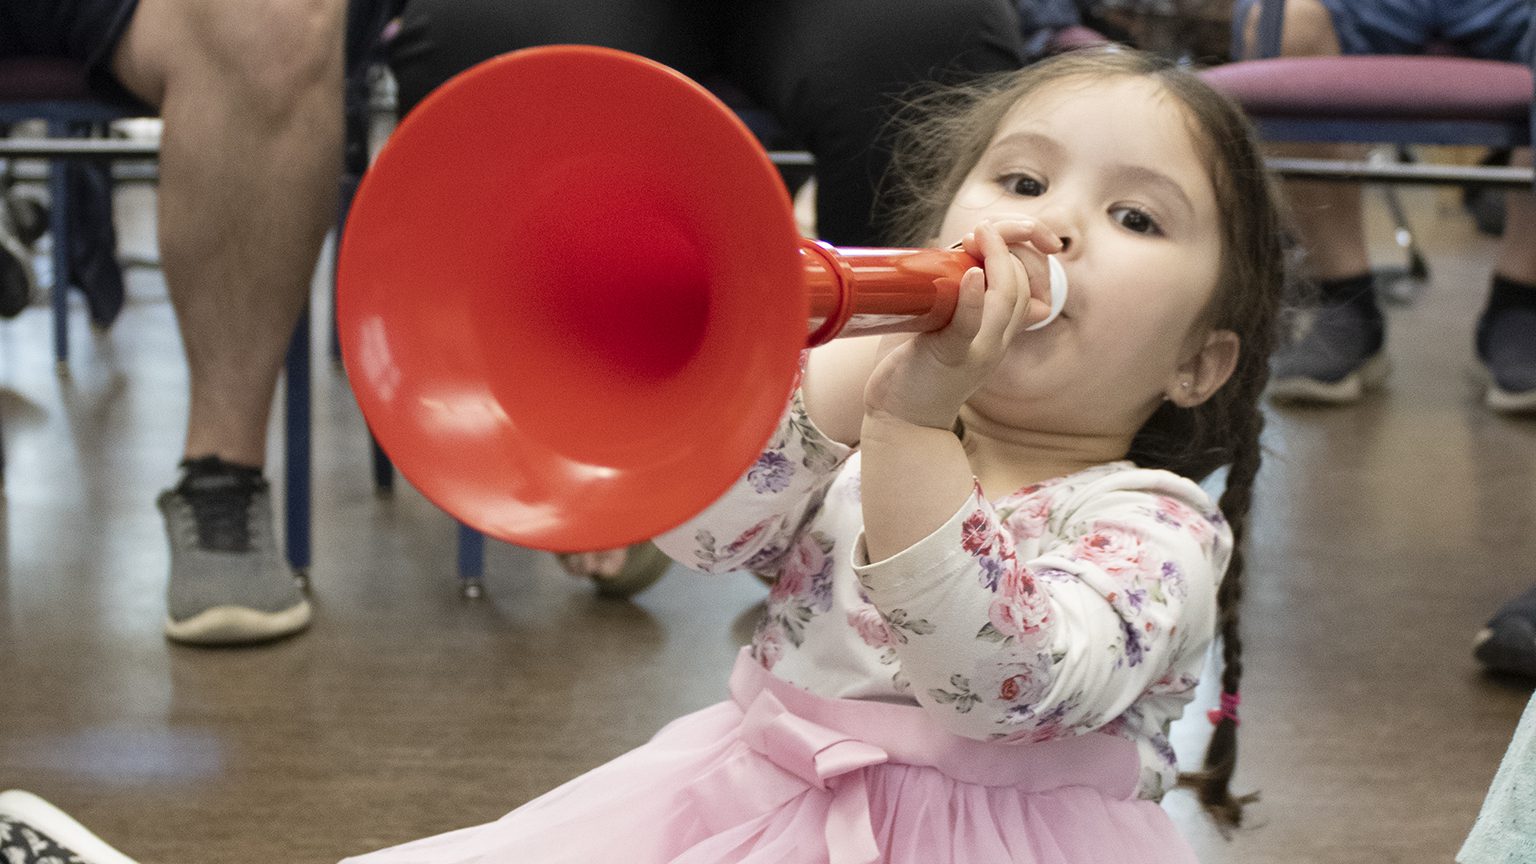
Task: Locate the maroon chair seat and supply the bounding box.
[0,56,96,102]
[1202,55,1532,122]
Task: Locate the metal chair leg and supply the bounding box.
[46,120,69,371]
[284,306,313,589]
[457,523,485,599]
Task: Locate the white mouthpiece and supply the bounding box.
[1025,255,1069,331]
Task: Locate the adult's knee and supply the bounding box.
[1239,0,1342,57]
[192,0,346,114]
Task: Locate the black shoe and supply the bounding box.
[0,790,139,864]
[1476,281,1536,415]
[1474,584,1536,680]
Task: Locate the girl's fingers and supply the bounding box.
[991,219,1063,253]
[975,222,1023,352]
[928,265,987,364]
[988,221,1057,319]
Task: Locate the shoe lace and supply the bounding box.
[178,474,264,552]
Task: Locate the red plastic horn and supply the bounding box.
[337,45,978,552]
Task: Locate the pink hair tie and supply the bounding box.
[1206,691,1241,726]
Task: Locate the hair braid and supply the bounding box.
[1179,400,1265,830]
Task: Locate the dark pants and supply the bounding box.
[388,0,1025,246]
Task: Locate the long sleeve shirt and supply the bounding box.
[654,391,1233,800]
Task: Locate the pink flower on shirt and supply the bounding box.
[1154,497,1213,546]
[722,516,775,559]
[986,563,1049,638]
[771,531,836,612]
[770,560,805,601]
[1003,493,1053,540]
[847,605,894,649]
[1074,524,1147,581]
[753,625,785,670]
[960,510,997,556]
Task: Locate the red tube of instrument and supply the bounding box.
[800,239,979,346]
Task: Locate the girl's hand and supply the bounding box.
[863,219,1061,429]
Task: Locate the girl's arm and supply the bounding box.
[652,386,853,577]
[801,335,885,447]
[861,219,1057,560]
[854,471,1231,742]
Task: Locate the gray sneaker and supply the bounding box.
[1477,301,1536,415]
[1473,584,1536,680]
[1268,297,1388,404]
[158,464,311,645]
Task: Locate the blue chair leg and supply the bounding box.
[46,120,69,370]
[370,434,393,491]
[284,306,312,587]
[456,522,485,598]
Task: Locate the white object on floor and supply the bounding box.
[0,790,140,864]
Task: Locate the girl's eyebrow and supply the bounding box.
[987,130,1064,159]
[1108,163,1195,220]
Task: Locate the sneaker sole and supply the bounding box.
[1486,382,1536,415]
[0,790,140,864]
[1267,353,1390,405]
[164,599,313,646]
[1474,626,1536,679]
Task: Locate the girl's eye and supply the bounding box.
[1111,206,1162,236]
[1000,174,1045,197]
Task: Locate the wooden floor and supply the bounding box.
[1,183,1532,864]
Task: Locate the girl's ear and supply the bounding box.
[1167,329,1240,407]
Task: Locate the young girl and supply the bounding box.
[344,46,1288,863]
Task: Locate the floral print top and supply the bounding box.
[654,391,1233,800]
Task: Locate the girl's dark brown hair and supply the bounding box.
[882,46,1288,830]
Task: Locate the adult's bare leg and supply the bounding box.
[1495,150,1536,284]
[108,0,344,644]
[111,0,345,465]
[1242,0,1368,281]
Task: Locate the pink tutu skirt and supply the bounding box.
[342,649,1197,864]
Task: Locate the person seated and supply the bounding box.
[0,0,399,645]
[1232,0,1536,414]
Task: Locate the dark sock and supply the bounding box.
[1484,274,1536,313]
[174,456,266,551]
[178,455,264,487]
[1315,272,1379,314]
[1477,274,1536,361]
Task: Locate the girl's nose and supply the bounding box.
[1030,206,1076,254]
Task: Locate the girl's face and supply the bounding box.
[937,75,1229,438]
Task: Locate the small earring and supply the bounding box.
[1181,381,1192,390]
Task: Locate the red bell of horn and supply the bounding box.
[337,45,978,552]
